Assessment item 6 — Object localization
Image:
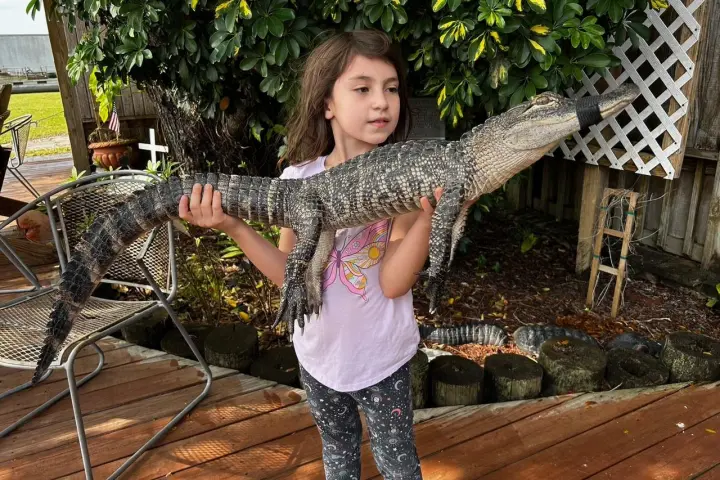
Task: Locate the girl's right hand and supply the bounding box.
[179,183,239,231]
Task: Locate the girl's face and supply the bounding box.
[325,54,401,151]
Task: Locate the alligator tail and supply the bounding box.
[31,172,280,383]
[418,321,507,346]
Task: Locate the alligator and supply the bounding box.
[419,321,507,346]
[31,83,640,383]
[513,324,601,355]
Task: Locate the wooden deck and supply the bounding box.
[2,158,720,479]
[0,336,718,479]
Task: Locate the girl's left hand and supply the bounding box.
[419,187,474,223]
[419,187,443,223]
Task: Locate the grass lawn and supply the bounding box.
[1,92,70,156]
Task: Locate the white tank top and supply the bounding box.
[278,155,420,392]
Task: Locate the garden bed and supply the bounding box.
[418,207,720,366]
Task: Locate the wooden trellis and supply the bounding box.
[559,0,706,179]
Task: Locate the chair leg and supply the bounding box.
[103,259,213,480]
[0,344,104,438]
[66,342,98,480]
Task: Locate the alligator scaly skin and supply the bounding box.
[32,84,640,382]
[513,324,600,355]
[419,322,507,346]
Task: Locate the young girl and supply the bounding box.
[179,29,440,479]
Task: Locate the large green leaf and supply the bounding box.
[381,7,394,31]
[576,52,610,67]
[267,16,284,37]
[273,8,295,22]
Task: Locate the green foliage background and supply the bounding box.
[27,0,664,165]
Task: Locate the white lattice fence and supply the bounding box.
[559,0,705,179]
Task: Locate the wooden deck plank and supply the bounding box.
[2,341,152,390]
[1,345,168,415]
[399,383,688,480]
[589,412,720,479]
[481,381,720,479]
[0,337,124,377]
[167,421,322,480]
[134,408,474,480]
[0,358,234,435]
[0,355,205,454]
[73,389,311,480]
[14,384,306,479]
[0,373,275,463]
[267,396,574,480]
[697,463,720,479]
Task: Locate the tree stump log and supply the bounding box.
[429,355,484,406]
[249,346,300,387]
[605,347,669,389]
[484,353,543,402]
[660,332,720,383]
[204,322,258,372]
[121,309,168,348]
[410,349,429,409]
[538,336,607,395]
[160,324,212,360]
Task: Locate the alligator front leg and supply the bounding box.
[305,230,336,315]
[423,183,467,314]
[273,201,323,334]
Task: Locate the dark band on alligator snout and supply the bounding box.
[576,95,603,131]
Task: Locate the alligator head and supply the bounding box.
[464,83,641,193]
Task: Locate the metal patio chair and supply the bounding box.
[1,114,38,196]
[0,169,212,480]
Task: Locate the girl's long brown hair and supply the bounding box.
[279,29,412,169]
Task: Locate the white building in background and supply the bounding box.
[0,34,55,75]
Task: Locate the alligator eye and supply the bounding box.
[534,95,553,106]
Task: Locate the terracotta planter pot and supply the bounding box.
[89,138,139,169]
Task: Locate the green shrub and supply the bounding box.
[28,0,662,162]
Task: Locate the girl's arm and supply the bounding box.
[179,183,292,287]
[378,189,441,298]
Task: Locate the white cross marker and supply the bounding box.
[138,128,169,163]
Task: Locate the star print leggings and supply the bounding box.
[298,361,422,480]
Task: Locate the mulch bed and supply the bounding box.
[414,207,720,366]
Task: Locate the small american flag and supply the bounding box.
[108,103,120,135]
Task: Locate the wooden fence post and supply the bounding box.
[43,0,89,171]
[701,151,720,271]
[576,163,609,274]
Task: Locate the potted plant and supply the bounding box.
[87,67,139,170]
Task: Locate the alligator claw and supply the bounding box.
[307,279,323,316]
[272,281,309,334]
[425,274,445,314]
[307,300,322,316]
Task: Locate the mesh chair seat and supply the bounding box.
[0,288,158,369]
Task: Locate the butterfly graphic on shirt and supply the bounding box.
[322,219,390,301]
